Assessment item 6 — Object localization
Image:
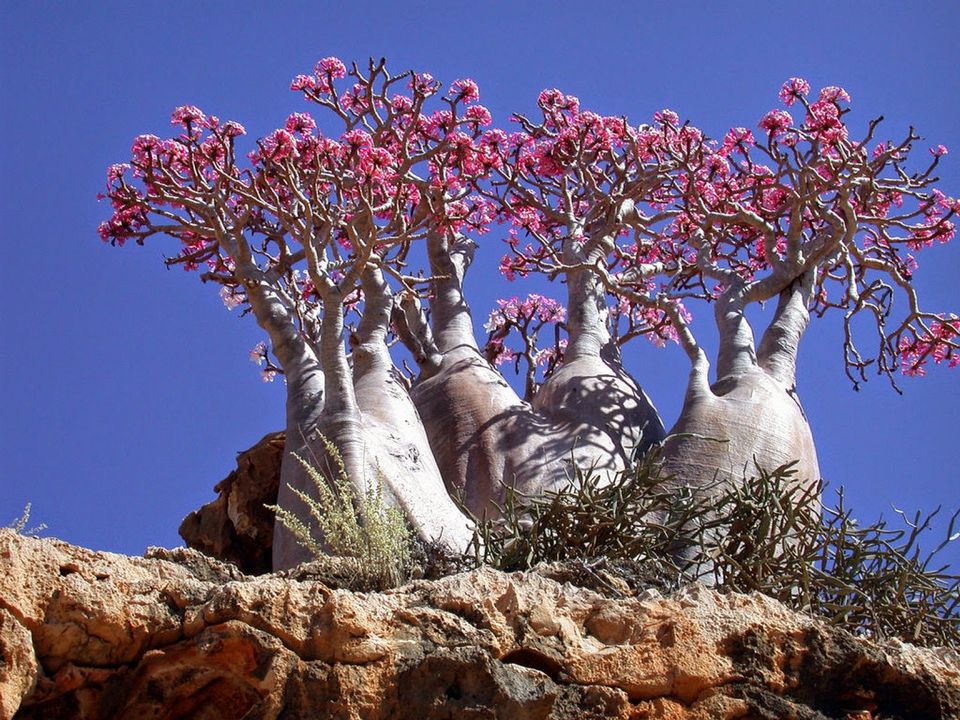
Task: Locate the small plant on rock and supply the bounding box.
[5,503,47,536]
[268,434,413,589]
[465,448,960,647]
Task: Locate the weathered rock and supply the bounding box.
[179,432,284,574]
[1,530,958,719]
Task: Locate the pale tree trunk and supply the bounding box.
[244,280,331,570]
[351,268,473,554]
[661,275,820,507]
[409,233,538,512]
[272,269,475,570]
[272,290,365,569]
[533,264,665,470]
[407,233,580,517]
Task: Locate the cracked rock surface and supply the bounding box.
[178,432,284,576]
[1,530,958,719]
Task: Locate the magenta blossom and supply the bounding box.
[759,109,793,137]
[449,78,480,103]
[778,77,811,106]
[315,57,347,79]
[285,112,316,136]
[171,105,206,127]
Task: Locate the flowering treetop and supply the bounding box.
[99,58,501,357]
[483,78,958,385]
[100,61,958,386]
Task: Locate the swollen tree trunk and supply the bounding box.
[350,269,473,554]
[272,290,364,570]
[661,276,820,503]
[407,233,576,517]
[272,273,474,571]
[241,278,327,570]
[533,264,665,468]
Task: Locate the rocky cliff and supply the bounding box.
[178,432,284,576]
[1,530,958,719]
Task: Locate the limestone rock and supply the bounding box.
[178,432,284,574]
[1,530,958,719]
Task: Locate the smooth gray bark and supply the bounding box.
[410,233,572,515]
[408,232,664,519]
[244,279,327,570]
[351,269,474,554]
[662,276,820,506]
[534,265,665,466]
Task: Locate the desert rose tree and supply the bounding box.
[487,79,957,505]
[102,57,957,570]
[99,58,505,567]
[100,58,670,569]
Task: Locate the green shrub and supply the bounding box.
[464,446,960,647]
[268,434,413,589]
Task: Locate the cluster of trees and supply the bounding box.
[100,59,958,569]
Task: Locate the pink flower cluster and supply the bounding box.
[778,77,811,106]
[898,316,960,376]
[759,110,793,137]
[290,56,347,94]
[101,63,958,389]
[448,78,480,103]
[485,294,566,331]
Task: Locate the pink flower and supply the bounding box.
[537,89,579,114]
[528,294,565,323]
[490,344,517,367]
[390,94,413,112]
[171,105,206,127]
[315,57,347,79]
[106,163,130,182]
[655,109,680,126]
[817,86,851,104]
[261,369,278,383]
[449,78,480,103]
[219,286,245,310]
[199,136,226,165]
[930,144,949,157]
[249,341,266,365]
[760,187,787,211]
[465,105,492,127]
[721,127,756,155]
[424,110,455,138]
[221,121,246,138]
[409,72,438,96]
[498,254,518,281]
[806,100,847,143]
[759,110,793,136]
[261,129,299,161]
[131,134,162,157]
[778,77,810,106]
[341,129,373,150]
[291,74,317,92]
[285,112,316,136]
[702,153,730,177]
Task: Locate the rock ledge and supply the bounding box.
[1,530,957,719]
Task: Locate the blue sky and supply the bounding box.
[1,1,957,567]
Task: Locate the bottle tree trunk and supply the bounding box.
[407,233,586,517]
[272,290,365,570]
[271,272,474,571]
[242,278,327,569]
[350,268,473,554]
[661,275,820,507]
[533,263,665,469]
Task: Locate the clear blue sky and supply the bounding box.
[1,1,957,567]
